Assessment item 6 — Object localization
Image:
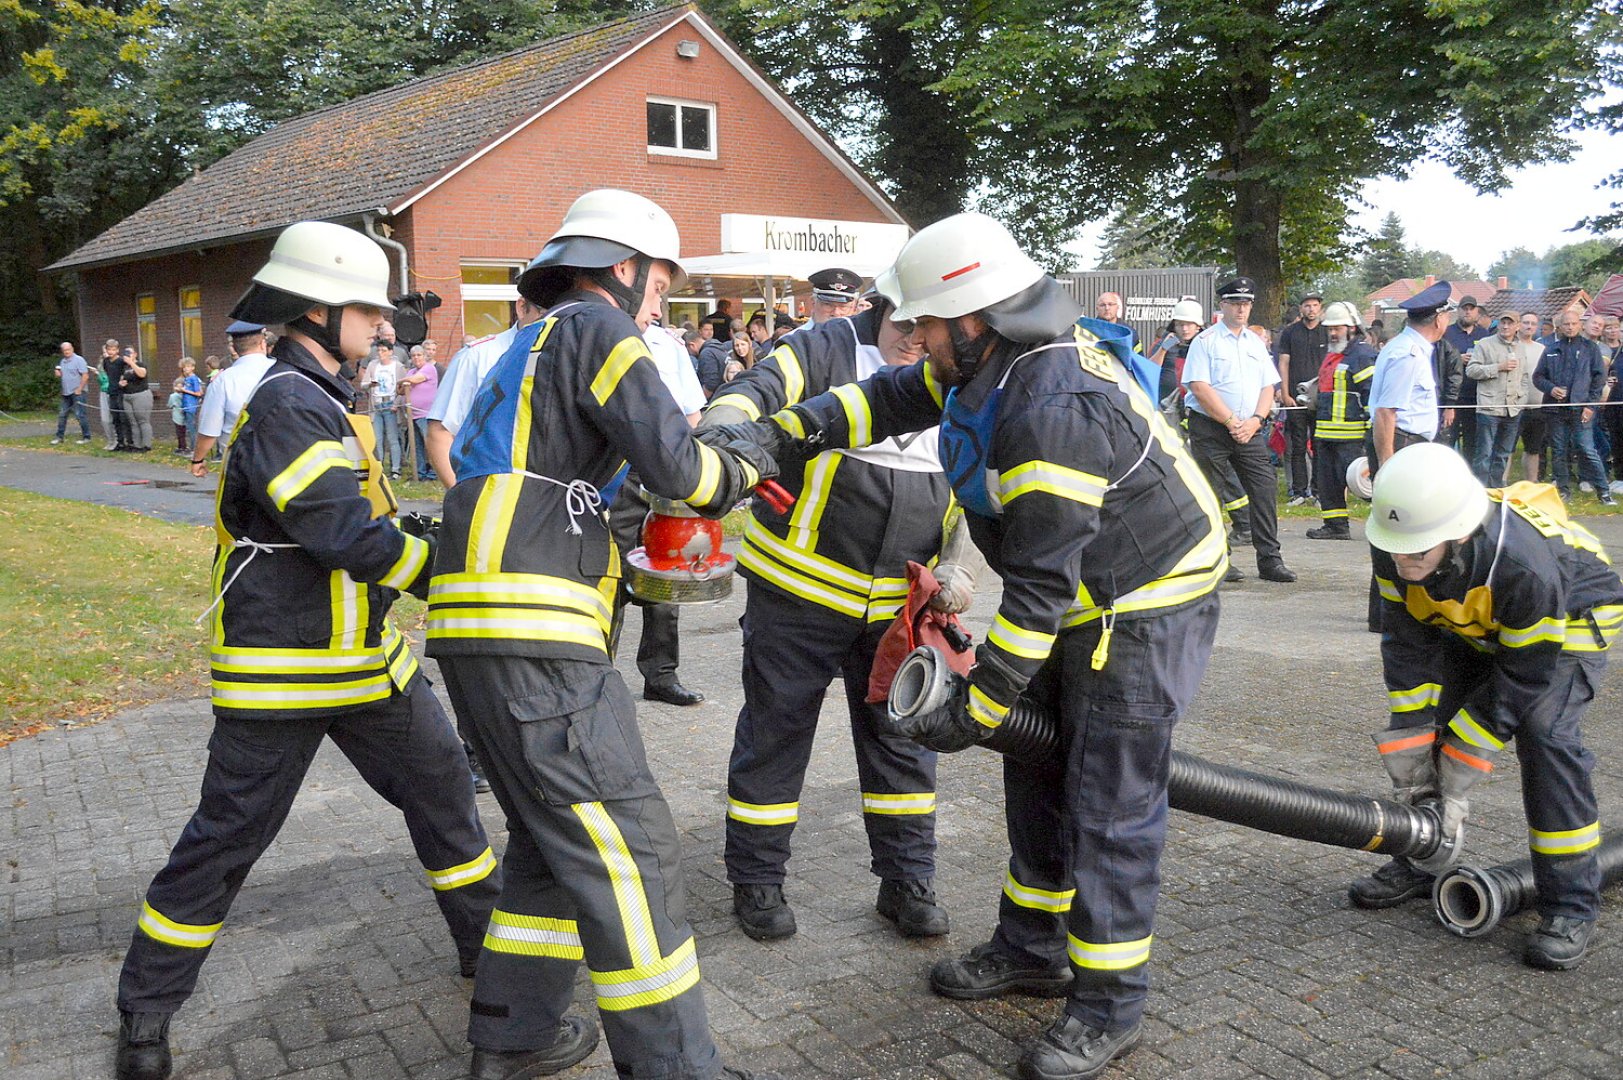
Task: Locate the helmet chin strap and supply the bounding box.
[288,305,348,361]
[946,317,996,384]
[589,257,651,318]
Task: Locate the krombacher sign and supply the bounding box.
[719,214,908,262]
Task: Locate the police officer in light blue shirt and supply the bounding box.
[1182,276,1296,583]
[1368,281,1455,466]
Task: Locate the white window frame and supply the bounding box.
[646,96,717,160]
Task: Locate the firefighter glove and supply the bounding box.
[883,671,986,754]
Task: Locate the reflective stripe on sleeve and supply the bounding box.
[589,336,651,406]
[267,440,349,511]
[378,533,430,590]
[1499,616,1565,649]
[987,614,1057,660]
[967,685,1008,730]
[708,393,761,420]
[833,383,873,446]
[687,442,723,507]
[998,460,1108,508]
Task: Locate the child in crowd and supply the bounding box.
[167,380,186,451]
[175,357,203,454]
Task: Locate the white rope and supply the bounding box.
[517,471,603,535]
[194,537,299,625]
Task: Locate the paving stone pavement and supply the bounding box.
[5,516,1623,1080]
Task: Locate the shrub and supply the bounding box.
[0,362,58,411]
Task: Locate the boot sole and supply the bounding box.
[1018,1025,1142,1080]
[930,972,1073,1001]
[735,911,796,941]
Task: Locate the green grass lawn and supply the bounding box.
[0,489,432,744]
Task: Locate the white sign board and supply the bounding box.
[719,214,908,270]
[1125,295,1183,324]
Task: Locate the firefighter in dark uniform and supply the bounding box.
[113,222,499,1080]
[1351,443,1620,971]
[701,286,972,941]
[425,189,781,1080]
[705,212,1225,1080]
[1305,301,1376,540]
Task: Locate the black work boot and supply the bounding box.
[1306,524,1352,540]
[876,878,949,937]
[1228,523,1253,547]
[465,743,491,794]
[115,1011,173,1080]
[1524,915,1595,971]
[1348,858,1433,909]
[929,940,1072,1001]
[719,1067,786,1080]
[1223,562,1245,583]
[470,1016,599,1078]
[1257,556,1298,583]
[733,883,796,940]
[1018,1014,1143,1080]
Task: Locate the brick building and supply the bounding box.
[47,4,906,376]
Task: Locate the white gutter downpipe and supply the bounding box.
[362,210,408,298]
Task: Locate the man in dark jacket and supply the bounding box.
[1534,309,1613,504]
[694,330,732,398]
[113,222,498,1080]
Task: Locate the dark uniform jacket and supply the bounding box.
[428,292,749,663]
[1374,485,1623,739]
[209,339,431,719]
[708,309,953,623]
[1534,334,1607,410]
[1314,340,1378,441]
[773,322,1225,732]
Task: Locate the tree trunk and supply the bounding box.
[1233,178,1283,328]
[870,11,974,224]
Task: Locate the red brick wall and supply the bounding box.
[73,241,276,409]
[407,19,898,346]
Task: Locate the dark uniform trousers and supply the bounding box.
[608,478,682,688]
[1387,640,1604,919]
[725,583,938,885]
[1187,413,1282,561]
[1313,439,1364,527]
[1284,407,1314,497]
[988,594,1219,1033]
[440,655,722,1080]
[117,679,499,1013]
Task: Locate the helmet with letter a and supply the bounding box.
[1365,443,1490,553]
[517,189,685,314]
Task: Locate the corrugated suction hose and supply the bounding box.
[1433,833,1623,938]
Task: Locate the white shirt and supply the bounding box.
[428,326,520,433]
[196,352,274,442]
[1180,322,1279,419]
[366,357,400,404]
[1368,325,1438,438]
[644,326,706,415]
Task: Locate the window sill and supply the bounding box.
[647,153,723,170]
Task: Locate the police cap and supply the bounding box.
[226,320,266,336]
[809,267,862,303]
[1399,280,1456,317]
[1217,276,1258,302]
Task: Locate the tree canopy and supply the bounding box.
[2,0,1618,347]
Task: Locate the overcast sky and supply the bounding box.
[1074,135,1620,279]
